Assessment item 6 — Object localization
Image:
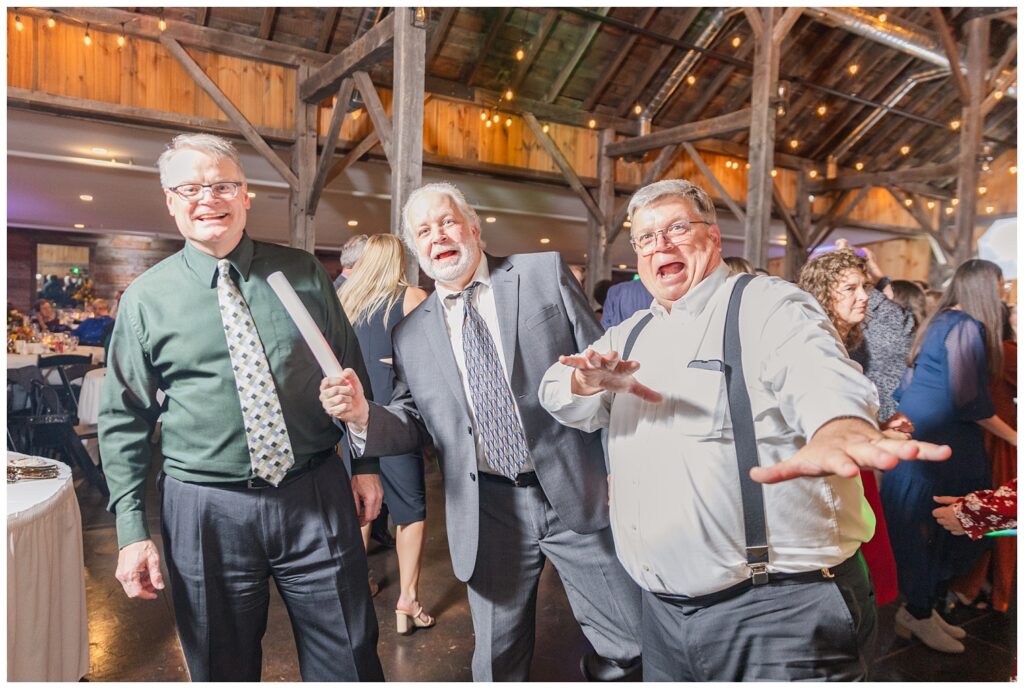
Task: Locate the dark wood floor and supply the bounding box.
[74,454,1016,682]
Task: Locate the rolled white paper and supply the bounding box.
[267,271,344,378]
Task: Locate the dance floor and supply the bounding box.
[74,452,1015,682]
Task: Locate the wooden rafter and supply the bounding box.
[928,8,971,102]
[682,142,746,224]
[317,8,340,53]
[545,8,610,104]
[324,132,381,188]
[425,8,457,69]
[257,8,276,41]
[674,40,754,124]
[616,7,700,117]
[605,109,751,158]
[582,7,657,111]
[466,8,512,86]
[988,35,1017,89]
[308,78,354,215]
[300,13,396,104]
[509,10,560,95]
[808,163,960,193]
[523,113,605,226]
[771,8,804,47]
[159,36,298,188]
[982,68,1016,115]
[195,8,208,27]
[352,71,394,164]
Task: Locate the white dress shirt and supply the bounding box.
[539,263,879,597]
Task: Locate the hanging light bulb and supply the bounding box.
[633,104,643,115]
[978,186,988,195]
[117,24,126,47]
[480,111,488,121]
[985,206,995,214]
[770,169,778,178]
[15,15,24,31]
[994,90,1004,100]
[900,145,911,155]
[158,16,167,32]
[789,139,799,149]
[541,123,550,134]
[945,206,954,215]
[505,117,512,127]
[515,47,525,61]
[588,119,597,129]
[816,104,827,116]
[951,197,959,206]
[904,198,913,207]
[1010,165,1018,175]
[485,119,492,128]
[949,119,961,130]
[46,16,56,29]
[878,13,887,23]
[776,105,786,117]
[492,113,500,123]
[854,161,864,171]
[848,64,859,76]
[926,201,935,209]
[83,26,92,46]
[504,89,513,101]
[686,75,696,86]
[808,169,819,179]
[731,35,741,48]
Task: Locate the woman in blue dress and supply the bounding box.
[881,259,1017,653]
[338,234,434,635]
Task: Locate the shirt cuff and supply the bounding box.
[799,396,878,440]
[115,510,151,550]
[349,423,367,453]
[541,364,605,418]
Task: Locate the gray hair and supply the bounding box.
[400,182,480,251]
[157,133,245,188]
[626,179,717,226]
[339,234,369,268]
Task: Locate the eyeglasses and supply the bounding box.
[167,181,244,200]
[629,220,711,255]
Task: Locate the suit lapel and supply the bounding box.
[488,255,520,379]
[420,293,471,415]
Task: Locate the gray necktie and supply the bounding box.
[217,259,294,485]
[457,282,529,480]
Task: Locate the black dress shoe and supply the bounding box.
[579,653,642,682]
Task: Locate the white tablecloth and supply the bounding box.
[7,345,105,370]
[7,453,90,681]
[77,368,107,426]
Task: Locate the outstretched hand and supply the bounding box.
[560,348,663,403]
[750,417,951,484]
[320,369,370,430]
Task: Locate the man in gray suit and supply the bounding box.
[319,182,642,681]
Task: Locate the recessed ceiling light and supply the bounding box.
[539,238,551,244]
[347,220,359,227]
[74,223,85,229]
[484,216,497,223]
[79,194,94,202]
[91,147,108,155]
[622,220,631,228]
[618,264,627,269]
[247,192,256,198]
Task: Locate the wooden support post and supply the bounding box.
[391,7,426,284]
[585,128,616,304]
[744,8,780,268]
[786,174,811,280]
[290,63,318,253]
[954,16,989,266]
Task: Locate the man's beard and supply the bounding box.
[419,240,480,285]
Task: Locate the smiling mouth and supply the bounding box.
[656,262,685,279]
[193,212,228,222]
[433,249,459,261]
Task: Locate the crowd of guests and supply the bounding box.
[96,131,1014,682]
[28,297,116,347]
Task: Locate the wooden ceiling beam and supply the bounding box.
[809,162,960,193]
[509,9,560,95]
[545,8,610,104]
[988,35,1016,90]
[352,71,394,165]
[982,68,1016,116]
[523,113,606,226]
[616,7,700,117]
[466,8,511,86]
[682,142,746,224]
[257,8,277,41]
[582,7,657,111]
[928,8,971,102]
[195,8,208,27]
[159,36,298,188]
[605,109,751,158]
[673,39,753,125]
[317,8,340,53]
[425,8,457,69]
[300,13,395,104]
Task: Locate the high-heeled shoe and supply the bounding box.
[894,605,964,653]
[395,603,435,635]
[931,610,966,640]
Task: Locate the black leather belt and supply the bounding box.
[209,450,333,490]
[655,551,864,609]
[479,471,539,488]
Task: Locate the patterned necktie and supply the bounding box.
[458,282,529,480]
[216,259,294,485]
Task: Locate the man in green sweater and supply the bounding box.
[99,133,384,681]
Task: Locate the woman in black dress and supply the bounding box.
[338,234,433,634]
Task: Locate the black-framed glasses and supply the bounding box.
[166,181,244,200]
[629,220,711,255]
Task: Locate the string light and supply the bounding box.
[158,16,167,32]
[816,104,827,116]
[985,206,995,214]
[117,24,126,47]
[84,26,92,46]
[731,35,741,48]
[978,186,987,195]
[515,47,525,61]
[949,119,961,130]
[994,90,1004,100]
[903,198,913,207]
[15,15,24,31]
[745,162,750,169]
[587,119,597,129]
[808,169,819,179]
[623,220,631,228]
[633,104,643,115]
[770,169,778,178]
[1010,165,1018,175]
[480,111,488,121]
[848,64,859,76]
[541,123,550,134]
[47,16,56,29]
[789,139,799,149]
[485,119,492,128]
[504,89,513,101]
[926,201,935,209]
[951,198,959,206]
[944,206,954,215]
[686,75,696,86]
[899,145,911,155]
[505,117,512,127]
[878,13,887,23]
[776,105,787,117]
[492,114,500,123]
[854,161,864,171]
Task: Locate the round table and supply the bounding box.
[77,367,107,426]
[7,452,90,681]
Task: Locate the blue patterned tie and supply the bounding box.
[458,282,529,480]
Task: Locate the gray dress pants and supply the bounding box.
[160,456,384,681]
[467,477,642,681]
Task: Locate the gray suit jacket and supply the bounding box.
[362,252,608,582]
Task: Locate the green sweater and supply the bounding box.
[99,233,376,548]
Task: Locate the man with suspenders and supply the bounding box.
[539,179,951,681]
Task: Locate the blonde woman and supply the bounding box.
[338,234,433,634]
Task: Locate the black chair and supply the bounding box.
[7,366,47,416]
[38,353,93,368]
[56,362,103,422]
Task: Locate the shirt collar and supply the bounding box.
[183,232,255,288]
[650,261,730,318]
[436,255,492,310]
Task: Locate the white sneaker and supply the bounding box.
[894,605,965,653]
[931,610,967,640]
